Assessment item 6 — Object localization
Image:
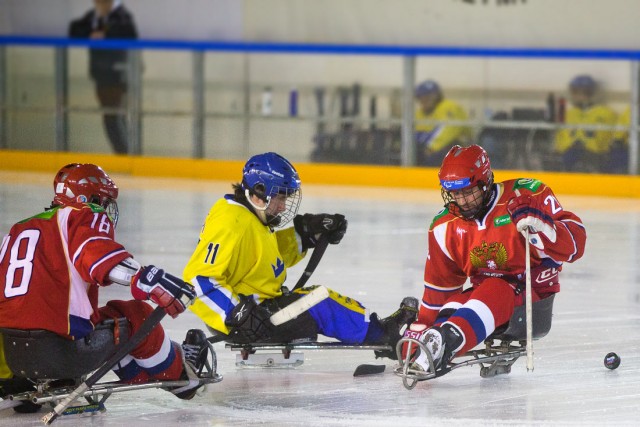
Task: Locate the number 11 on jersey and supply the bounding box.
[204,243,219,264]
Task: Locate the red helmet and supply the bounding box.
[52,163,120,226]
[438,145,494,219]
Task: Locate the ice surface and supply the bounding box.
[0,171,639,426]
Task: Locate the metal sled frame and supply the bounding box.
[226,342,392,368]
[0,321,222,415]
[394,337,526,390]
[394,294,555,390]
[2,375,223,414]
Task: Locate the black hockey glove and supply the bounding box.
[293,213,347,251]
[225,295,274,344]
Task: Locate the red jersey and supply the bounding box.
[419,178,586,325]
[0,204,131,339]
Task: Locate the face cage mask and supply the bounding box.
[265,187,302,228]
[441,183,490,221]
[90,196,119,228]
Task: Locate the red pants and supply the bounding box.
[435,278,538,355]
[99,300,183,383]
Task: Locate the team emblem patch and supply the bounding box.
[470,241,509,270]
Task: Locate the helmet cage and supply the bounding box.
[441,174,494,220]
[438,145,494,220]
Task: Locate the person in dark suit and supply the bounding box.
[69,0,138,154]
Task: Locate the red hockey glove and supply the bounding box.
[507,195,557,248]
[131,265,196,318]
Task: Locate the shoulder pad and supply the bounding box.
[429,207,450,230]
[86,203,106,213]
[512,178,543,193]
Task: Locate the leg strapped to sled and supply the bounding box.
[0,319,222,418]
[394,295,555,390]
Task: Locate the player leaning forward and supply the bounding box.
[183,152,417,351]
[404,145,586,374]
[0,164,212,412]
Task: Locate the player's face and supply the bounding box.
[417,93,439,115]
[450,185,483,216]
[570,88,591,108]
[265,194,288,216]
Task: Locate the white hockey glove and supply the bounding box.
[507,195,557,250]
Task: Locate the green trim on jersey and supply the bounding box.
[17,203,105,224]
[86,202,106,213]
[430,207,449,229]
[18,206,60,224]
[512,178,542,192]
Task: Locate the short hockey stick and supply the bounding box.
[524,228,534,371]
[291,236,329,292]
[270,286,330,326]
[42,306,167,425]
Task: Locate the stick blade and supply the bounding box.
[353,364,386,377]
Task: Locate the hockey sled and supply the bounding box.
[0,319,221,415]
[226,341,393,368]
[395,294,555,390]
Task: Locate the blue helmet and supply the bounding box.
[414,80,442,98]
[241,152,301,226]
[569,75,596,94]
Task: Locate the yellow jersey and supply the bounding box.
[554,104,617,154]
[613,106,630,143]
[415,98,472,153]
[183,196,306,334]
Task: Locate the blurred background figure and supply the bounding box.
[414,80,472,166]
[69,0,138,154]
[611,106,631,174]
[553,75,617,172]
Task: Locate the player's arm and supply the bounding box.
[428,106,468,153]
[507,184,586,263]
[183,223,248,334]
[593,107,618,148]
[68,206,194,317]
[275,226,307,267]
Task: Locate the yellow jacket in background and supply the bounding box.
[614,106,630,143]
[554,104,617,154]
[415,98,472,153]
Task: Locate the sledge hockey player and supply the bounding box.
[183,152,417,355]
[0,163,212,413]
[403,144,586,375]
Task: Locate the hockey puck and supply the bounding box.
[604,352,621,370]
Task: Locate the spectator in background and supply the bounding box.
[610,106,630,174]
[69,0,138,154]
[553,75,617,172]
[414,80,472,166]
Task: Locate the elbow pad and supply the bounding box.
[107,257,142,286]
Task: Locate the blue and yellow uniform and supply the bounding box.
[183,195,375,343]
[415,98,472,162]
[554,104,617,155]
